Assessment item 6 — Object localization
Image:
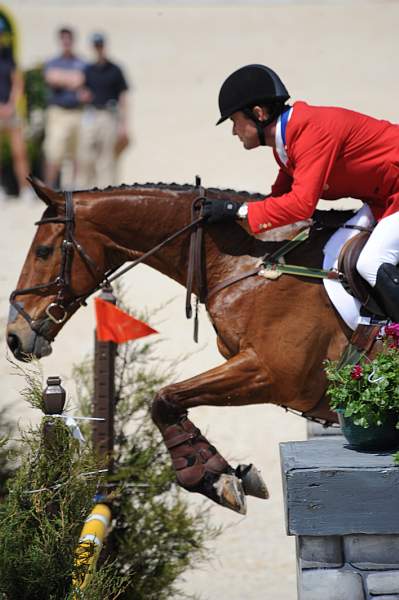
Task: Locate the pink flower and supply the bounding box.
[351,365,363,380]
[385,323,399,339]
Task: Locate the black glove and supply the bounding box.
[202,198,243,224]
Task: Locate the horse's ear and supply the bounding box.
[27,176,62,207]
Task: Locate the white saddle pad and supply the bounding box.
[322,204,375,330]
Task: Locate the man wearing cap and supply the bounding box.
[204,64,399,324]
[77,32,129,188]
[43,27,86,188]
[0,17,32,201]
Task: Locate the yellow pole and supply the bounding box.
[72,503,112,595]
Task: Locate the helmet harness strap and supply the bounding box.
[242,104,284,146]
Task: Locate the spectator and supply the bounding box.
[43,27,85,188]
[77,32,129,189]
[0,17,32,201]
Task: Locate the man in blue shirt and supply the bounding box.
[43,27,86,188]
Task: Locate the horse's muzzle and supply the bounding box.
[6,318,53,361]
[6,330,52,361]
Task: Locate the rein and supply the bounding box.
[10,188,206,342]
[11,182,371,350]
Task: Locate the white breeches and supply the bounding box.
[357,211,399,287]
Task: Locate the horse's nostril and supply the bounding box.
[7,333,21,354]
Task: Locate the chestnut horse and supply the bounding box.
[7,178,348,514]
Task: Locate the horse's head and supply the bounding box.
[7,178,108,361]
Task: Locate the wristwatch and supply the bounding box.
[237,203,248,220]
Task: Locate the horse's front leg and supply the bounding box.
[151,348,271,514]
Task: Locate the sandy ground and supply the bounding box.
[1,1,398,598]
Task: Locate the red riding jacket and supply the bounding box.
[247,101,399,234]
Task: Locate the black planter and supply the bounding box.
[336,409,399,451]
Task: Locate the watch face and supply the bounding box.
[238,204,248,219]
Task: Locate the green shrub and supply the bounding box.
[325,324,399,429]
[0,309,218,599]
[72,305,218,599]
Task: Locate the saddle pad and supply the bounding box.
[322,204,375,330]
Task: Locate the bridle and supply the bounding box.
[9,191,102,341]
[9,188,206,343]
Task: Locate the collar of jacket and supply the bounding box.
[275,106,293,166]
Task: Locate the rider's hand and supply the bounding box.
[202,199,243,224]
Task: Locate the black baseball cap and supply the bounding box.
[91,32,106,46]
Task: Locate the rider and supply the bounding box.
[204,64,399,322]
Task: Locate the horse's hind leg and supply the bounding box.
[151,348,271,513]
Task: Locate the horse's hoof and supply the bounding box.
[213,473,247,514]
[236,464,269,499]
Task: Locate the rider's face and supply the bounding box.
[230,111,260,150]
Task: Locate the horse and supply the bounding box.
[7,177,350,514]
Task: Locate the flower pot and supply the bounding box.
[336,409,399,451]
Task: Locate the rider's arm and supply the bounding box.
[271,168,293,197]
[218,170,293,222]
[247,123,342,234]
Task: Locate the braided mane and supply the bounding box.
[78,181,357,227]
[78,181,265,201]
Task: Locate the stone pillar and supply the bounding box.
[280,438,399,600]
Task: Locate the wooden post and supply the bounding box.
[92,286,116,468]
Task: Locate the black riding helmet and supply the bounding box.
[217,64,290,145]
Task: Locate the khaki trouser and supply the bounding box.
[44,105,82,165]
[77,107,118,189]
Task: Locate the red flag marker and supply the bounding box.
[94,298,158,344]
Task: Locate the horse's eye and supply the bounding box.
[36,245,54,260]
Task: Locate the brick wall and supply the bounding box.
[280,437,399,599]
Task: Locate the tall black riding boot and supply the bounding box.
[375,263,399,322]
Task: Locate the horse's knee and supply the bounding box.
[151,388,186,427]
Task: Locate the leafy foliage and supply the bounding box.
[325,326,399,429]
[0,304,218,599]
[0,408,15,501]
[72,303,218,600]
[0,364,119,600]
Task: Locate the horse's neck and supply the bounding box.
[81,188,328,293]
[82,188,198,286]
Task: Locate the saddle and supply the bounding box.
[337,231,386,318]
